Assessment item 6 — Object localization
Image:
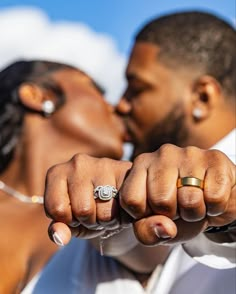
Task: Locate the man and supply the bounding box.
[114,9,236,262]
[116,11,235,159]
[43,11,235,294]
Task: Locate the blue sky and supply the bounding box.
[0,0,235,55]
[0,0,235,105]
[0,0,234,157]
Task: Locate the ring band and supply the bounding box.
[177,177,204,190]
[94,185,118,201]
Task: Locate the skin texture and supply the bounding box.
[0,67,125,293]
[45,146,236,246]
[116,42,235,158]
[44,40,235,280]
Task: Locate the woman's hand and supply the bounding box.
[44,153,132,246]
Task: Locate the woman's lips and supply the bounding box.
[121,120,134,143]
[113,116,131,143]
[124,131,132,142]
[115,115,134,143]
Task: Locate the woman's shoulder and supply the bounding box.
[0,201,57,292]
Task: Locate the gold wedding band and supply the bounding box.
[177,177,204,190]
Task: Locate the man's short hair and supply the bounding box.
[135,11,236,98]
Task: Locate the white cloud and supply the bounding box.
[0,6,127,103]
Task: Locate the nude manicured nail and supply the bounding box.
[153,224,171,239]
[52,232,64,246]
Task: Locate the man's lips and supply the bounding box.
[123,123,135,143]
[119,117,136,143]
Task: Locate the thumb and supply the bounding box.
[48,221,72,246]
[133,215,177,246]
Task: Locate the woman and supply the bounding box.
[0,60,125,293]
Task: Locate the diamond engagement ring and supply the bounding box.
[93,185,118,201]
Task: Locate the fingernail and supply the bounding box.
[153,223,171,239]
[52,232,64,246]
[85,223,104,230]
[69,220,80,227]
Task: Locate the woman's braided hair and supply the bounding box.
[0,60,74,172]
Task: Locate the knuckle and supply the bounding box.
[71,153,89,169]
[98,208,113,222]
[148,170,162,183]
[206,149,228,167]
[204,173,229,200]
[208,149,225,159]
[96,157,113,171]
[75,205,93,218]
[133,152,151,166]
[184,145,201,156]
[205,190,227,215]
[158,143,179,156]
[120,194,145,218]
[151,199,175,218]
[182,146,205,167]
[122,194,143,208]
[49,204,68,220]
[214,171,228,186]
[204,191,225,207]
[178,189,203,209]
[150,194,172,209]
[160,143,176,152]
[157,144,183,164]
[46,164,61,180]
[184,146,205,162]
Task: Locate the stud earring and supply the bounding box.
[193,108,202,119]
[42,100,55,116]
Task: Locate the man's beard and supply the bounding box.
[131,105,189,159]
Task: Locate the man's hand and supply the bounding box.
[119,144,235,245]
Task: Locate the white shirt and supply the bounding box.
[183,129,236,269]
[21,130,236,294]
[23,238,236,294]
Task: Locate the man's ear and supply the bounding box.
[191,75,222,122]
[18,83,55,115]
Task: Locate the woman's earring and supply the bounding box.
[193,108,202,120]
[42,100,55,117]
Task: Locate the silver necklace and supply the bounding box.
[0,180,44,204]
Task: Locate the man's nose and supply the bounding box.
[115,97,131,115]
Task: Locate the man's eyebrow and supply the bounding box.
[126,72,136,81]
[91,79,106,95]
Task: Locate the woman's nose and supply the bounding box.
[115,97,131,115]
[107,103,115,113]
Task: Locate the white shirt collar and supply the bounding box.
[210,129,236,164]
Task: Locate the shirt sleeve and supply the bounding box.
[182,234,236,269]
[183,131,236,269]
